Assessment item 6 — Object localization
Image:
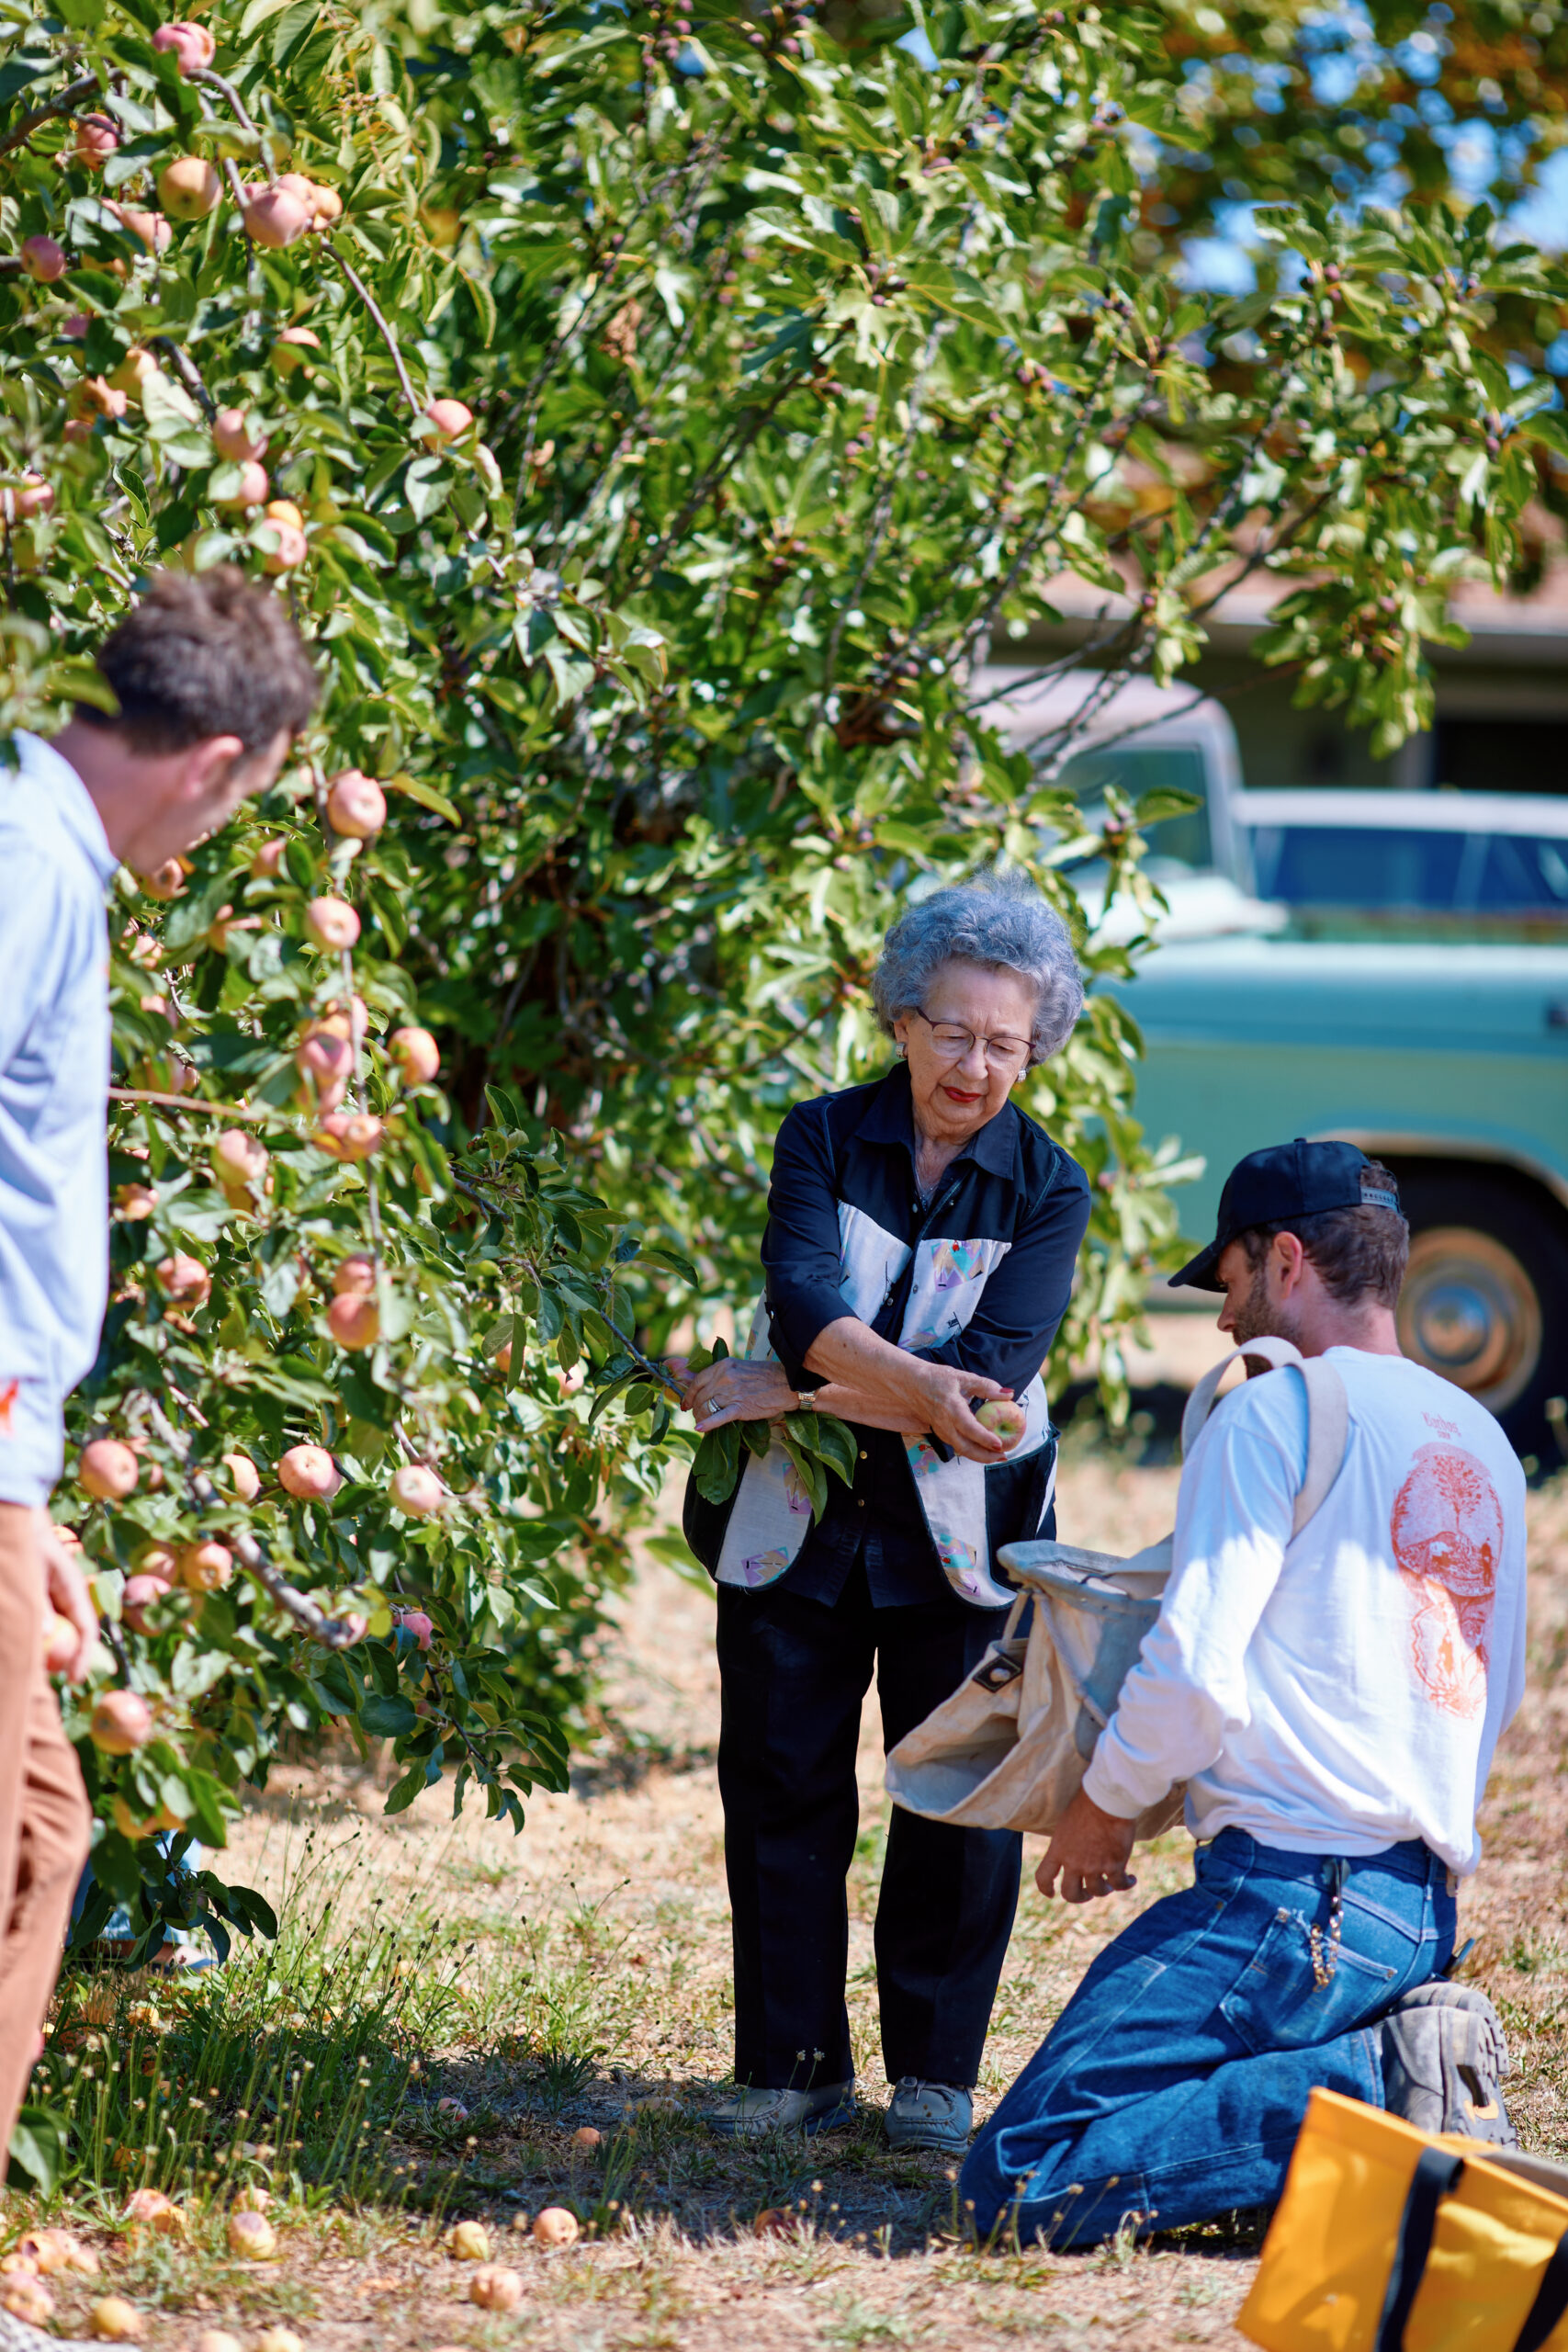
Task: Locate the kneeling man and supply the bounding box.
[962,1140,1526,2247]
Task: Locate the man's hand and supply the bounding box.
[1036,1787,1138,1905]
[667,1355,797,1432]
[38,1513,97,1681]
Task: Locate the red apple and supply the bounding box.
[139,856,186,899]
[73,116,119,170]
[21,236,67,282]
[423,398,473,439]
[294,1027,353,1103]
[212,1128,267,1190]
[154,1251,210,1307]
[213,408,268,463]
[388,1026,440,1084]
[389,1464,443,1517]
[260,518,307,573]
[216,460,268,509]
[327,1292,378,1351]
[107,209,171,259]
[278,1443,341,1500]
[122,1574,173,1634]
[79,1439,139,1501]
[325,770,386,839]
[308,184,343,230]
[249,835,287,878]
[40,1611,78,1674]
[396,1608,434,1651]
[242,185,310,248]
[90,1689,153,1756]
[157,156,220,220]
[152,21,216,74]
[122,2190,183,2236]
[532,2209,579,2248]
[468,2267,523,2313]
[61,312,90,339]
[270,325,321,374]
[7,474,54,519]
[333,1254,377,1295]
[304,897,360,951]
[314,1111,383,1162]
[73,376,128,422]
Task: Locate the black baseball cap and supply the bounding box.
[1170,1138,1403,1293]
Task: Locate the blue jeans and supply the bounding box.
[961,1827,1456,2248]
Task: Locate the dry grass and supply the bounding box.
[7,1434,1566,2351]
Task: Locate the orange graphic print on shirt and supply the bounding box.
[1390,1442,1502,1721]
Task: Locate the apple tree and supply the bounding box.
[0,0,1561,1952]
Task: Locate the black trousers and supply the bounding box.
[716,1566,1022,2092]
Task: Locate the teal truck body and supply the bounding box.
[977,668,1568,1462]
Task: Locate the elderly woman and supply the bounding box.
[678,874,1092,2154]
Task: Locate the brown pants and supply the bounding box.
[0,1503,92,2156]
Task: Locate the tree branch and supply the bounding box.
[109,1088,268,1118]
[323,240,421,415]
[0,72,98,161]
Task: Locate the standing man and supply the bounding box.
[962,1140,1527,2246]
[0,568,318,2165]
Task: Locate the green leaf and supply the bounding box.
[8,2103,70,2194]
[387,773,461,823]
[359,1692,419,1738]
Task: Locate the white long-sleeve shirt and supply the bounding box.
[1081,1348,1528,1874]
[0,732,118,1506]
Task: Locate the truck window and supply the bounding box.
[1248,824,1467,910]
[1472,832,1568,913]
[1055,744,1213,873]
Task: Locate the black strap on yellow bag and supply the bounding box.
[1377,2149,1568,2352]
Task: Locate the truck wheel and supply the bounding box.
[1392,1169,1568,1467]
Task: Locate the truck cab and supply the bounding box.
[976,668,1568,1466]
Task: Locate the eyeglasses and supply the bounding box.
[908,1008,1032,1071]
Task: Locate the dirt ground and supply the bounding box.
[14,1414,1568,2352]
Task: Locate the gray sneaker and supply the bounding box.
[885,2078,973,2154]
[706,2080,856,2140]
[1381,1980,1518,2147]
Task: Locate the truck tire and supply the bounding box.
[1389,1164,1568,1470]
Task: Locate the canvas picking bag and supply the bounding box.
[1240,2086,1568,2352]
[884,1334,1349,1842]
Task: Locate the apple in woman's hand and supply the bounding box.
[975,1397,1027,1451]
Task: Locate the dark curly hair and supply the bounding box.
[77,567,320,753]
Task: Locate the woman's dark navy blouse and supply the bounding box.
[684,1061,1091,1610]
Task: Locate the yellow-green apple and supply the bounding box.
[177,1540,232,1592]
[278,1443,341,1500]
[224,2210,276,2261]
[87,2295,146,2341]
[975,1398,1027,1451]
[72,376,128,422]
[389,1026,440,1084]
[221,1451,261,1502]
[446,2222,489,2261]
[79,1439,139,1500]
[89,1689,153,1755]
[157,156,220,220]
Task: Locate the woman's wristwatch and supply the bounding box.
[793,1388,820,1412]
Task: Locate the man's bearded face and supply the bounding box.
[1224,1247,1304,1350]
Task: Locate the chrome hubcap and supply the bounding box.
[1398,1227,1542,1414]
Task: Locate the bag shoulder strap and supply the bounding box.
[1179,1334,1349,1542]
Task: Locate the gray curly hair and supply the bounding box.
[871,872,1084,1067]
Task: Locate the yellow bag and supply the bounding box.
[1240,2088,1568,2352]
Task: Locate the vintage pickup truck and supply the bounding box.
[980,671,1568,1465]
